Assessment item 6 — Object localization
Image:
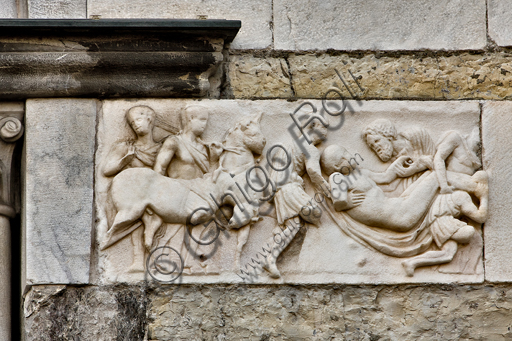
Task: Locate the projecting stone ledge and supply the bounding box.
[0,19,241,99]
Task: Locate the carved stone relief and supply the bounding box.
[95,99,485,284]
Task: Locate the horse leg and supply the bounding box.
[128,227,145,273]
[142,209,163,251]
[235,224,251,269]
[101,207,145,250]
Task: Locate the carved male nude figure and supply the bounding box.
[152,105,221,274]
[323,145,485,232]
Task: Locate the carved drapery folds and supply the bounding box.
[96,100,487,284]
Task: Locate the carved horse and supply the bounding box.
[212,112,273,268]
[100,113,267,269]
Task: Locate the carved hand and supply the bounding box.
[392,155,430,178]
[320,180,332,199]
[209,142,224,161]
[123,144,136,161]
[349,190,366,207]
[440,185,455,194]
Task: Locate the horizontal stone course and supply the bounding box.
[23,284,512,340]
[225,52,512,100]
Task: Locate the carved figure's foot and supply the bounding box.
[473,170,488,184]
[401,260,415,277]
[200,261,220,275]
[473,171,489,198]
[187,264,205,275]
[262,259,281,279]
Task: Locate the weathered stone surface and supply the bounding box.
[0,20,236,99]
[96,99,482,285]
[24,285,147,341]
[225,55,293,98]
[482,102,512,282]
[488,0,512,47]
[280,53,512,100]
[25,99,97,285]
[23,284,512,340]
[28,0,86,18]
[87,0,272,50]
[274,0,486,51]
[0,0,17,18]
[149,284,512,340]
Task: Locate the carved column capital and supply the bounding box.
[0,104,24,218]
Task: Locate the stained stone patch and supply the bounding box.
[225,55,293,99]
[23,284,512,340]
[273,0,486,51]
[25,99,97,285]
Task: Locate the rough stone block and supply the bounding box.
[488,0,512,47]
[274,0,486,51]
[285,53,512,100]
[87,0,272,50]
[25,99,97,285]
[25,284,512,340]
[0,0,17,18]
[28,0,86,18]
[226,55,293,98]
[482,101,512,282]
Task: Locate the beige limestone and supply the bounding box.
[87,0,272,50]
[25,99,97,285]
[28,0,86,18]
[96,99,483,285]
[282,53,512,100]
[482,101,512,282]
[225,55,293,99]
[488,0,512,47]
[226,53,512,100]
[273,0,487,51]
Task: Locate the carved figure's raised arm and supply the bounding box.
[434,131,461,194]
[103,142,135,177]
[366,156,428,185]
[153,136,178,175]
[305,145,330,197]
[454,190,488,224]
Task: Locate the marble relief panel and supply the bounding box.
[94,99,485,284]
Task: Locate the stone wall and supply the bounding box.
[5,0,512,340]
[24,284,512,340]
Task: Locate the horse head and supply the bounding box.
[238,112,266,155]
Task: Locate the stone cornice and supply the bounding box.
[0,19,241,99]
